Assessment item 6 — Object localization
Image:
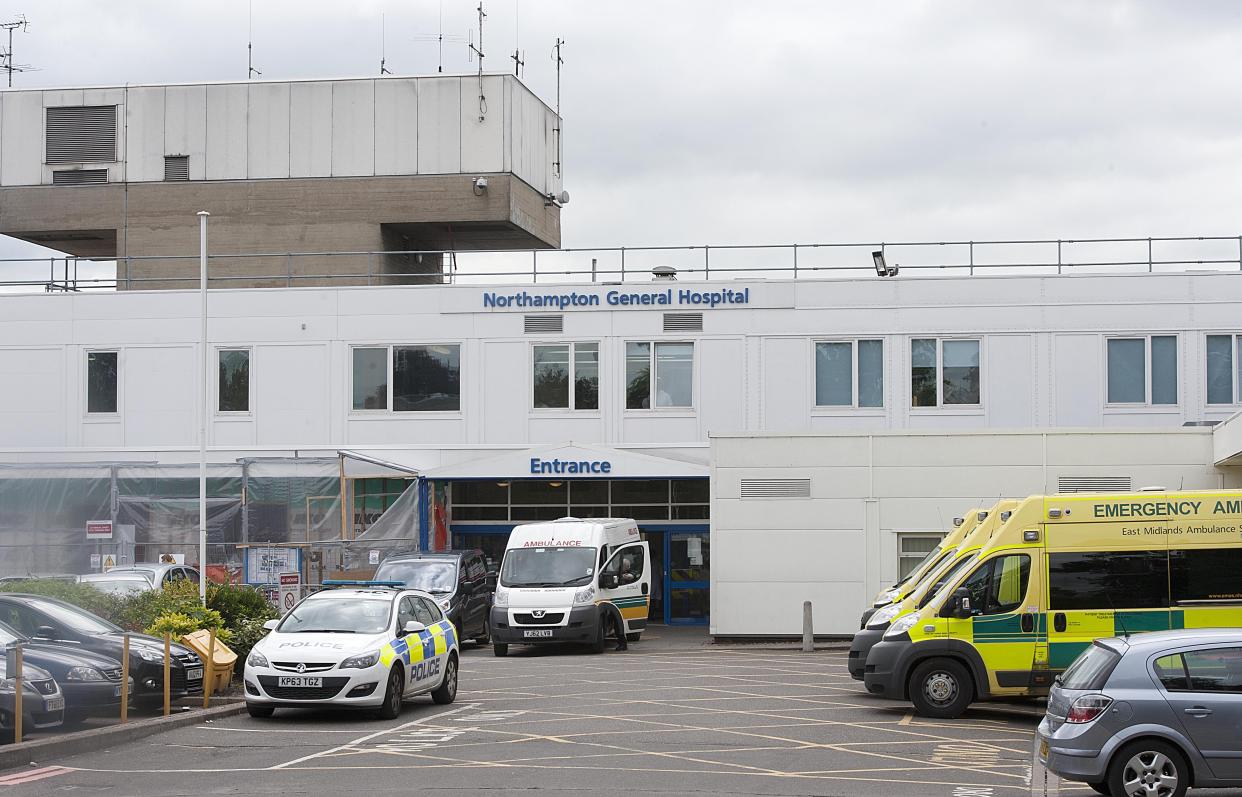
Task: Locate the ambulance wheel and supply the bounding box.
[589,617,607,653]
[909,658,974,719]
[376,666,404,720]
[493,643,508,657]
[431,654,458,705]
[626,632,641,643]
[246,703,274,718]
[1106,740,1188,797]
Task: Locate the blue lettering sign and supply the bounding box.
[529,457,612,475]
[483,288,749,310]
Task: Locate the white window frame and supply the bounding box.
[83,348,121,418]
[624,340,695,412]
[1103,334,1179,408]
[909,337,983,410]
[215,347,253,416]
[530,341,601,413]
[897,532,945,580]
[347,342,463,417]
[811,338,885,411]
[1204,333,1242,407]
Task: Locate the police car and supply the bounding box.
[243,581,459,719]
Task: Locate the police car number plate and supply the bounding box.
[45,696,64,712]
[278,676,322,688]
[523,630,553,638]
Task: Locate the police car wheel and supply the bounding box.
[493,643,508,657]
[246,703,274,718]
[431,655,458,705]
[376,667,404,720]
[909,658,974,719]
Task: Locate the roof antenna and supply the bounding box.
[415,1,465,74]
[510,0,524,77]
[380,13,391,75]
[468,2,487,121]
[247,0,261,79]
[0,15,32,88]
[551,37,564,176]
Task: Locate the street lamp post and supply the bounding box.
[198,211,210,604]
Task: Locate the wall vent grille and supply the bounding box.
[740,478,811,499]
[164,155,190,181]
[51,169,108,186]
[663,312,703,332]
[1056,476,1133,493]
[524,315,564,334]
[46,106,118,164]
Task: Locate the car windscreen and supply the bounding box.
[373,560,457,594]
[277,596,392,634]
[0,621,22,646]
[920,553,981,609]
[27,597,122,635]
[500,546,598,588]
[1060,643,1121,690]
[82,576,151,596]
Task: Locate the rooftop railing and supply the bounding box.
[1,234,1241,293]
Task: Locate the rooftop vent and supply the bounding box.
[524,315,563,334]
[1057,476,1133,493]
[663,312,703,333]
[164,155,189,181]
[52,169,108,186]
[740,478,811,499]
[651,265,678,282]
[46,105,118,164]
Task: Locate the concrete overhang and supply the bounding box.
[1213,411,1242,467]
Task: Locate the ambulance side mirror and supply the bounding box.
[600,574,619,590]
[950,587,973,619]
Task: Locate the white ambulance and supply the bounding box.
[489,517,652,655]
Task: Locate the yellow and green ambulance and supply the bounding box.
[863,491,1242,718]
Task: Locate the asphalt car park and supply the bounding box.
[1,628,1213,797]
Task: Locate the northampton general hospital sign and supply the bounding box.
[481,287,751,310]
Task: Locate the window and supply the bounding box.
[394,345,460,411]
[410,597,436,626]
[1106,335,1177,405]
[352,347,388,410]
[86,351,118,414]
[397,597,418,630]
[602,544,646,585]
[218,349,249,412]
[533,342,599,410]
[626,342,693,409]
[1206,334,1242,405]
[1156,648,1242,694]
[898,534,942,580]
[954,554,1031,616]
[815,340,883,408]
[1048,551,1168,610]
[911,338,980,407]
[46,106,117,163]
[1170,548,1242,604]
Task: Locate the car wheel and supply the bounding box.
[625,632,641,643]
[246,703,275,718]
[1108,739,1188,797]
[493,643,508,657]
[375,667,404,720]
[909,658,974,719]
[475,616,490,645]
[431,655,458,705]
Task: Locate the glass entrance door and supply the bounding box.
[662,526,709,625]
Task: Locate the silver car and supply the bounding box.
[1039,629,1242,797]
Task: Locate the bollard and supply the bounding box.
[13,642,23,743]
[202,628,216,709]
[163,633,171,717]
[120,634,130,724]
[802,601,814,653]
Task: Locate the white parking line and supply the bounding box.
[270,703,481,769]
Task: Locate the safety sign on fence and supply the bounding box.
[278,571,301,613]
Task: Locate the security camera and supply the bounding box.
[544,190,570,207]
[472,176,489,196]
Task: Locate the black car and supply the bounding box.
[0,655,63,738]
[0,619,129,721]
[373,550,493,644]
[0,594,203,705]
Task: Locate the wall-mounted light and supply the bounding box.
[872,250,899,277]
[472,176,489,196]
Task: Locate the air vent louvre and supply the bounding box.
[52,169,108,186]
[524,315,564,334]
[1056,476,1133,493]
[46,106,118,164]
[740,478,811,499]
[164,155,190,181]
[663,312,703,332]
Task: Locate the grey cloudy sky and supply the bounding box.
[2,1,1241,271]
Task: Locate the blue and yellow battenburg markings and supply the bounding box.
[379,619,456,667]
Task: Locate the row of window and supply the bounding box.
[81,333,1242,415]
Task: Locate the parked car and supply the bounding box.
[0,573,79,586]
[0,651,64,739]
[0,619,129,721]
[97,563,200,589]
[373,550,492,644]
[78,571,157,596]
[0,594,203,705]
[1039,629,1242,797]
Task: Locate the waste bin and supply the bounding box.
[180,630,238,694]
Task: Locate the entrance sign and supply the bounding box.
[530,457,611,475]
[86,520,113,540]
[279,572,301,613]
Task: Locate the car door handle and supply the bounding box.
[1053,613,1067,633]
[1184,707,1213,717]
[641,583,649,595]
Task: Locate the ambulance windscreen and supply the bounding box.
[500,546,598,588]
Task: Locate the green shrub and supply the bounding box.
[145,609,229,640]
[114,580,205,633]
[0,579,126,624]
[228,617,274,665]
[207,583,277,629]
